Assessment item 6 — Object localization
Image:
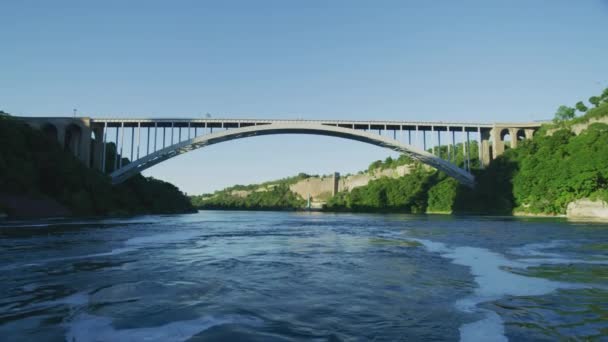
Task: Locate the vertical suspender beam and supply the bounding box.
[461,127,466,171]
[154,122,158,152]
[136,122,141,160]
[461,126,467,171]
[114,125,119,171]
[437,128,441,158]
[431,126,435,155]
[171,122,174,145]
[130,126,134,162]
[163,126,166,149]
[466,130,471,171]
[452,129,456,163]
[119,122,125,169]
[422,130,427,151]
[477,126,483,169]
[446,126,451,162]
[101,122,107,173]
[146,126,150,156]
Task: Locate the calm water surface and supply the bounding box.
[0,211,607,341]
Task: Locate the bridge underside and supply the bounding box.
[108,123,477,188]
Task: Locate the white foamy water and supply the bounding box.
[65,313,262,342]
[411,238,589,342]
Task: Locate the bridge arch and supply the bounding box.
[41,123,58,141]
[515,129,526,141]
[109,123,476,188]
[64,124,82,157]
[499,128,511,142]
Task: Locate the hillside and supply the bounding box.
[0,113,195,218]
[190,143,476,212]
[329,90,608,216]
[191,89,608,218]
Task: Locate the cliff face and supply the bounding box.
[289,165,415,206]
[217,164,417,209]
[567,199,608,220]
[570,117,608,135]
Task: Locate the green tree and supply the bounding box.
[589,96,601,108]
[601,88,608,101]
[575,101,588,113]
[553,105,576,122]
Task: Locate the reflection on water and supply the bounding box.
[0,211,607,341]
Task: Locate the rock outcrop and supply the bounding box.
[566,199,608,220]
[289,165,415,204]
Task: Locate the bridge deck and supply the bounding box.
[90,118,507,132]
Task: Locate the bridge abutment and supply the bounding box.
[18,117,93,167]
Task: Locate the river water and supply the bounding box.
[0,211,607,341]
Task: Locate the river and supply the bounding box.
[0,211,607,341]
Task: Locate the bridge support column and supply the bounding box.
[56,125,66,153]
[480,128,491,167]
[491,127,504,159]
[78,118,92,167]
[509,128,519,149]
[92,125,104,170]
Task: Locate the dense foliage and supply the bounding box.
[509,123,608,213]
[0,114,194,217]
[328,118,608,215]
[191,183,305,210]
[367,154,413,172]
[327,165,433,212]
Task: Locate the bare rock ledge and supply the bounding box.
[567,199,608,221]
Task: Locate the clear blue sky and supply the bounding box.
[2,1,608,194]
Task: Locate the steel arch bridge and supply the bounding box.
[19,116,544,188]
[109,122,476,187]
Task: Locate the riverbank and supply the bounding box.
[0,113,195,219]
